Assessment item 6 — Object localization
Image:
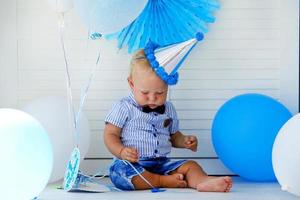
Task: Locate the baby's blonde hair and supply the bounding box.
[129,49,155,79]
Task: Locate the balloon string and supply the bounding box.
[76,44,101,128]
[78,169,107,180]
[122,160,155,189]
[74,171,122,192]
[58,13,79,146]
[58,15,101,147]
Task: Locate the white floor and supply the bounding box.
[39,177,299,200]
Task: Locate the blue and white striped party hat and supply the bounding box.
[144,32,204,85]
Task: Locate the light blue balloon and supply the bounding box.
[74,0,147,35]
[212,93,292,182]
[0,109,53,199]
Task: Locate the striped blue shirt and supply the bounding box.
[105,93,179,158]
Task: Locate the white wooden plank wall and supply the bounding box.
[1,0,298,175]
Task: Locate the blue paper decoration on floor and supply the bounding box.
[63,148,113,193]
[63,148,80,191]
[106,0,220,53]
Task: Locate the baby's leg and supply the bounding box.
[132,170,187,190]
[171,160,232,192]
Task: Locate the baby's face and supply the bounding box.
[128,68,168,109]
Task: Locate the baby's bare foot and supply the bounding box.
[196,176,232,192]
[224,176,233,192]
[160,173,187,188]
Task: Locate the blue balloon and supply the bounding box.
[212,93,292,182]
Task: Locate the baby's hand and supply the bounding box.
[184,135,198,152]
[120,147,139,163]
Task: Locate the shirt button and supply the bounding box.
[157,141,159,145]
[152,124,155,127]
[154,150,158,153]
[153,133,157,137]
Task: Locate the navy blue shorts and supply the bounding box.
[109,157,187,190]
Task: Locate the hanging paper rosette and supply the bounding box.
[106,0,220,53]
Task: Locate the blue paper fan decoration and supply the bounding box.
[106,0,220,53]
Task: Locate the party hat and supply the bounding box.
[144,33,204,85]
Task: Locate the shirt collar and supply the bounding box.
[128,92,141,108]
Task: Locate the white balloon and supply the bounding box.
[272,113,300,197]
[46,0,74,13]
[74,0,148,34]
[0,109,53,200]
[22,96,90,183]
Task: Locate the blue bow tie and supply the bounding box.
[142,105,165,114]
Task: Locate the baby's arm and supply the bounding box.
[170,131,198,152]
[103,123,139,162]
